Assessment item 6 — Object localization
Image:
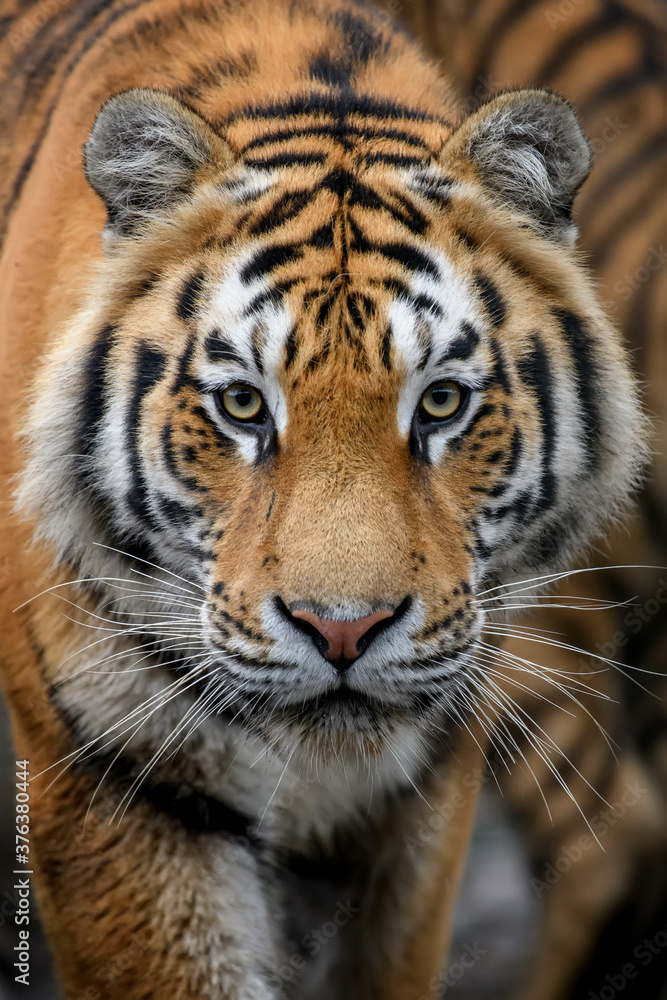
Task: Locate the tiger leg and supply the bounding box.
[3,609,283,1000]
[340,735,483,1000]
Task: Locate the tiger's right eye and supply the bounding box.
[219,384,266,423]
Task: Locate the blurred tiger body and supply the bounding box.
[0,0,663,999]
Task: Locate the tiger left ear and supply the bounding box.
[84,89,233,242]
[442,89,592,244]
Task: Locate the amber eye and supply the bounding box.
[419,381,464,422]
[219,383,265,423]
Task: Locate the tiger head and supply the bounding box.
[20,85,646,762]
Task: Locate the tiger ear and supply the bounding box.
[442,89,592,244]
[84,89,233,240]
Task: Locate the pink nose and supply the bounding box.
[291,608,395,666]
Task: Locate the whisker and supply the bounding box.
[92,542,204,595]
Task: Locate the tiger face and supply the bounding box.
[19,85,645,762]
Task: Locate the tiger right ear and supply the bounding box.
[442,89,592,244]
[84,89,233,240]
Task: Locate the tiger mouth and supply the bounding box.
[235,678,445,734]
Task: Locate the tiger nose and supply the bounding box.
[291,607,396,673]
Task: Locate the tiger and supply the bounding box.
[0,1,662,999]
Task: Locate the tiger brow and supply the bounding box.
[204,331,246,367]
[435,321,481,365]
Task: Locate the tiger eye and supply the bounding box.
[220,384,265,422]
[420,381,464,421]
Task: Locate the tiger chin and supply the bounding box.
[0,0,648,998]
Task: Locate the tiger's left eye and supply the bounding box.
[219,383,265,423]
[420,381,464,422]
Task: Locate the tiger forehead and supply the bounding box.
[191,155,478,376]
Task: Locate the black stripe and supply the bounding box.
[247,188,314,236]
[170,335,198,396]
[361,151,427,168]
[449,403,496,452]
[240,243,302,283]
[412,293,443,318]
[554,309,601,471]
[309,221,336,249]
[157,495,201,528]
[251,325,264,375]
[242,280,300,316]
[517,335,557,516]
[142,780,259,839]
[309,52,352,90]
[332,9,385,64]
[346,292,366,331]
[315,293,336,328]
[245,151,327,169]
[204,332,245,366]
[321,167,354,199]
[224,91,440,127]
[349,217,439,278]
[391,191,430,236]
[241,123,429,155]
[77,323,116,460]
[125,343,168,528]
[413,177,452,210]
[474,271,506,330]
[347,180,429,235]
[438,321,480,364]
[284,327,298,369]
[380,326,392,370]
[489,339,511,392]
[491,488,535,523]
[178,52,257,100]
[73,738,260,841]
[504,426,523,478]
[177,272,205,322]
[456,229,478,251]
